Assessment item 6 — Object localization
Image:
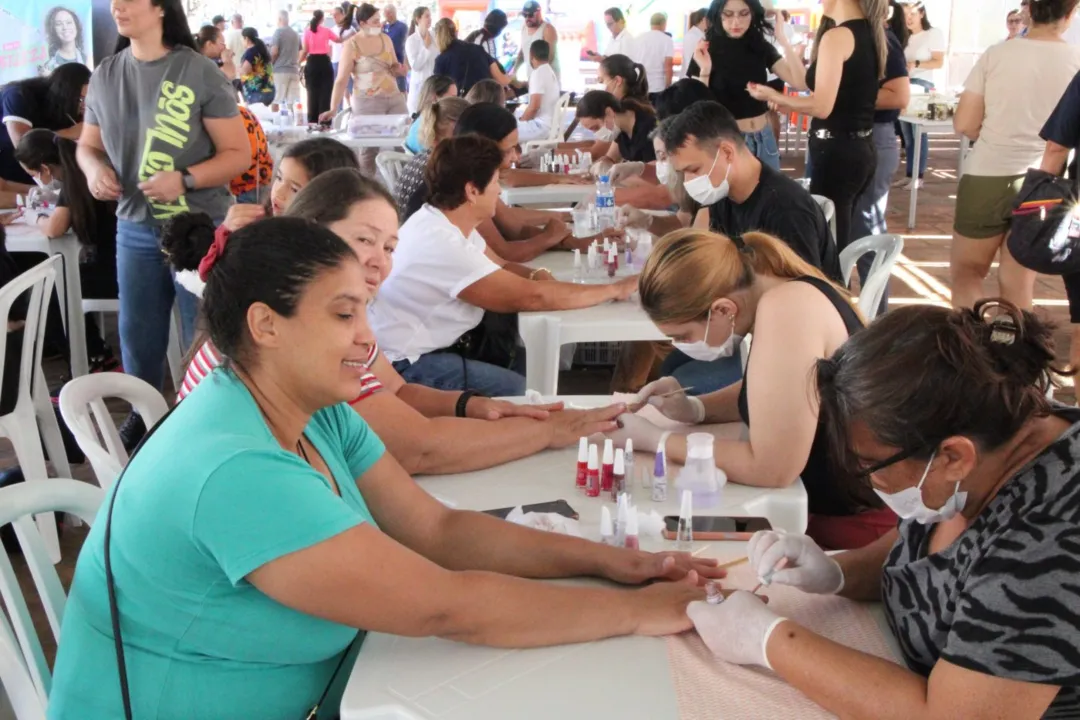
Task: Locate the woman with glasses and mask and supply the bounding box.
[688,300,1080,719]
[606,228,897,550]
[686,0,807,170]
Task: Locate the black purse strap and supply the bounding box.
[104,403,359,720]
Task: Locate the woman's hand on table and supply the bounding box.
[467,396,564,421]
[546,404,625,448]
[609,274,639,302]
[596,412,667,453]
[223,203,266,232]
[629,578,708,637]
[688,590,784,667]
[748,530,845,595]
[609,161,645,185]
[606,550,725,586]
[633,377,705,424]
[0,210,23,227]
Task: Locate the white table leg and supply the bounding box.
[907,123,923,230]
[519,315,562,396]
[57,238,88,377]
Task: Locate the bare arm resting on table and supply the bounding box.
[664,283,836,488]
[247,453,717,647]
[459,264,635,312]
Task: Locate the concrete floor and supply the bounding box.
[3,126,1075,676]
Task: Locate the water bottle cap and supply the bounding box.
[599,175,610,183]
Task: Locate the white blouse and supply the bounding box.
[405,31,439,115]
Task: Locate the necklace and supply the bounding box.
[296,438,310,464]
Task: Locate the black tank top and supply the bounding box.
[737,276,879,517]
[805,19,878,133]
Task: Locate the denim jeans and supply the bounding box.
[742,126,781,171]
[899,79,934,179]
[392,352,526,397]
[658,348,743,396]
[851,122,901,316]
[116,220,199,391]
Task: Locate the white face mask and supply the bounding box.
[683,149,731,206]
[673,304,740,362]
[873,451,969,524]
[366,25,382,36]
[33,174,60,193]
[655,160,672,185]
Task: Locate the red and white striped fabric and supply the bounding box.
[177,340,383,403]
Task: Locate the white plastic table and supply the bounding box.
[500,184,596,209]
[901,115,971,230]
[3,219,87,377]
[340,399,811,720]
[519,252,663,395]
[265,127,408,164]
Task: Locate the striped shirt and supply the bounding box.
[178,340,383,402]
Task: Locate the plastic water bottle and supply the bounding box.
[278,106,291,128]
[677,433,725,509]
[595,175,616,231]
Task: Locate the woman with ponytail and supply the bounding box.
[395,96,469,219]
[748,0,887,256]
[599,54,651,103]
[608,228,896,550]
[299,10,336,122]
[15,129,117,370]
[240,27,276,105]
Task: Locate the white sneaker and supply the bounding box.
[892,177,912,189]
[912,178,924,189]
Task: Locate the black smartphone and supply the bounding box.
[661,515,773,540]
[484,499,579,520]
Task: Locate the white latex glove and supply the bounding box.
[600,412,666,453]
[748,530,845,595]
[688,591,787,669]
[609,161,645,185]
[620,205,653,230]
[590,158,615,178]
[635,377,706,424]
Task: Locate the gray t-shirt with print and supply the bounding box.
[84,46,239,225]
[271,26,301,74]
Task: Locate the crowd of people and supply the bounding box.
[1,0,1080,717]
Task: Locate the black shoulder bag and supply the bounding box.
[104,405,358,720]
[1007,167,1080,275]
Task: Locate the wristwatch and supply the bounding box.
[180,168,196,192]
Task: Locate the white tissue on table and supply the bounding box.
[639,509,665,538]
[505,506,583,537]
[524,389,544,404]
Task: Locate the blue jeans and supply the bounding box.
[392,352,526,397]
[658,348,743,396]
[900,79,934,179]
[116,220,199,391]
[851,122,902,316]
[743,126,781,171]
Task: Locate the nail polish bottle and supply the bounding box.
[575,436,588,490]
[706,581,723,605]
[624,439,635,488]
[611,448,626,501]
[601,439,615,492]
[624,511,640,550]
[676,490,693,551]
[651,449,668,502]
[600,505,614,545]
[615,494,629,546]
[586,444,600,497]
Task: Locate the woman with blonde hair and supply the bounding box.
[432,17,514,96]
[608,229,896,550]
[320,2,408,176]
[395,96,471,217]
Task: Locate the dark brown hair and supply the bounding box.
[1029,0,1080,24]
[600,54,650,102]
[816,300,1066,477]
[575,89,654,121]
[425,135,504,210]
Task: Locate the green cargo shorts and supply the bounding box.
[953,173,1026,239]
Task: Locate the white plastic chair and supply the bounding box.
[522,93,573,154]
[0,478,103,719]
[811,194,837,246]
[331,107,352,132]
[58,373,168,489]
[80,297,185,389]
[0,256,71,562]
[839,234,904,321]
[375,151,412,195]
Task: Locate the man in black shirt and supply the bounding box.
[659,100,842,283]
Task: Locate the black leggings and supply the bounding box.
[809,136,877,252]
[304,54,334,124]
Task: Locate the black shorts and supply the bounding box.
[766,78,785,94]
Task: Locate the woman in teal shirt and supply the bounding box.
[49,216,722,719]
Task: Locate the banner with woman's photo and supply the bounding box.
[0,0,93,84]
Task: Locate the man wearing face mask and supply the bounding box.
[661,100,841,282]
[686,301,1080,720]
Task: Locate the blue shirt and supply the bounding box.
[384,20,408,91]
[48,369,385,720]
[433,40,496,97]
[1041,70,1080,186]
[404,116,423,153]
[873,30,910,125]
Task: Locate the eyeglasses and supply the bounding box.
[854,444,933,480]
[721,9,752,20]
